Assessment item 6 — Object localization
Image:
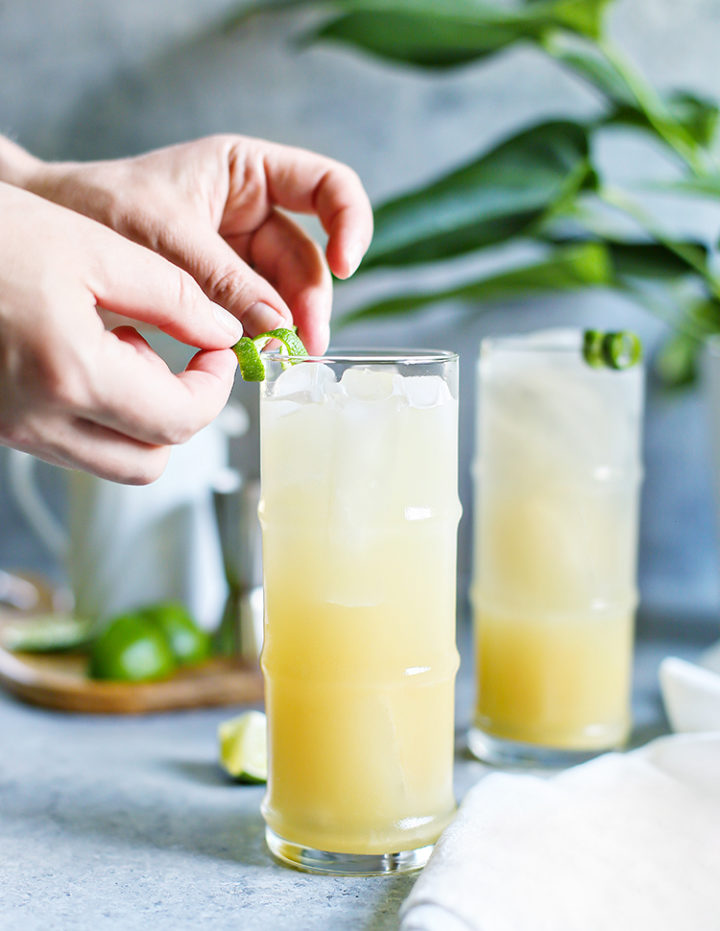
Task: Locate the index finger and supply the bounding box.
[233,139,374,279]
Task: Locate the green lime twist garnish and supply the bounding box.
[583,330,642,370]
[233,326,308,381]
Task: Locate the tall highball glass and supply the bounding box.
[259,350,460,874]
[470,329,644,767]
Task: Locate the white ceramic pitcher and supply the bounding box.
[6,403,248,629]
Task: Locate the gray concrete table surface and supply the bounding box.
[0,614,716,931]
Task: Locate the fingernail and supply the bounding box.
[345,240,365,276]
[212,303,244,341]
[246,302,286,333]
[317,322,331,353]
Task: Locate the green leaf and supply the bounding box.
[543,233,710,280]
[362,120,594,270]
[603,90,719,150]
[649,176,720,199]
[312,0,609,69]
[607,240,710,280]
[341,242,611,324]
[654,331,700,387]
[664,91,719,149]
[543,33,709,167]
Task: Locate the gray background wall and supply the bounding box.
[1,0,719,621]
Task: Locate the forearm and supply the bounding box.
[0,136,43,189]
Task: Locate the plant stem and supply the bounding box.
[600,184,720,300]
[596,38,710,177]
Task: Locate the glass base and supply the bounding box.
[468,726,619,769]
[265,827,433,875]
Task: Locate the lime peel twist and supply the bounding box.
[233,326,309,381]
[583,329,643,370]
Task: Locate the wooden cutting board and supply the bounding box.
[0,647,263,714]
[0,576,264,714]
[0,646,264,714]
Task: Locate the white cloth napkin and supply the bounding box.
[660,640,720,733]
[400,638,720,931]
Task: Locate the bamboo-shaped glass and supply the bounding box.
[470,330,644,766]
[259,350,460,875]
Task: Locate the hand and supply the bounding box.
[22,135,374,355]
[0,182,242,483]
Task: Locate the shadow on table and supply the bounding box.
[359,875,417,931]
[166,758,232,787]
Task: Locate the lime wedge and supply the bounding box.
[218,710,268,783]
[233,326,308,382]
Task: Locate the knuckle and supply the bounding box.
[157,419,195,447]
[204,264,242,307]
[123,449,171,486]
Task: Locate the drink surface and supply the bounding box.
[260,361,460,854]
[472,330,643,751]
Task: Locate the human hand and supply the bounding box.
[21,135,374,355]
[0,182,243,483]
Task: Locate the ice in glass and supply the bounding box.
[259,351,460,874]
[470,329,644,765]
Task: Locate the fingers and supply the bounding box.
[20,413,172,485]
[83,327,238,447]
[58,420,172,485]
[226,210,333,355]
[85,226,245,348]
[140,220,296,340]
[227,139,374,279]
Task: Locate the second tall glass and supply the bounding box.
[470,329,644,767]
[259,350,460,874]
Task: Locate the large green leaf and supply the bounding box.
[542,32,709,165]
[340,242,611,324]
[654,331,700,387]
[602,90,719,151]
[362,121,595,270]
[543,233,710,280]
[312,0,609,68]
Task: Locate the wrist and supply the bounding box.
[0,136,45,190]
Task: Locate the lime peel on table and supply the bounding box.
[583,330,643,370]
[2,615,94,653]
[219,710,268,783]
[233,327,308,382]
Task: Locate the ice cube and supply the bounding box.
[271,362,338,402]
[340,366,397,401]
[401,375,453,409]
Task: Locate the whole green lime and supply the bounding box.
[89,614,176,682]
[137,602,211,666]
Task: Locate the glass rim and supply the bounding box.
[262,347,458,365]
[480,330,583,355]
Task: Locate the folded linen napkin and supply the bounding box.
[660,640,720,732]
[400,733,720,931]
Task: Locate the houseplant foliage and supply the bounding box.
[236,0,720,382]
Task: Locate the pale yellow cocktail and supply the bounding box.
[259,352,460,873]
[470,330,643,764]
